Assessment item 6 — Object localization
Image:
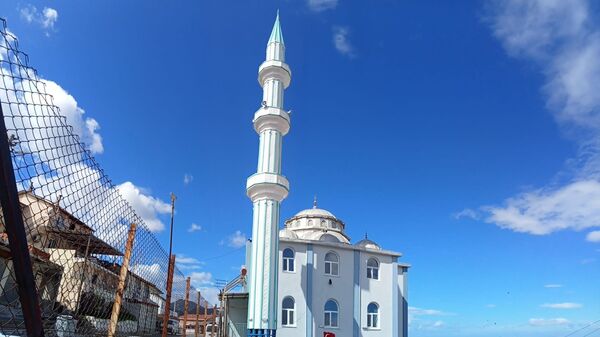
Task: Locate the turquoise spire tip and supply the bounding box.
[268,10,284,45]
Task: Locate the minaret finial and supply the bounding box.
[268,10,284,45]
[365,232,368,240]
[313,195,318,209]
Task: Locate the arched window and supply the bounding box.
[282,297,295,327]
[367,302,379,328]
[282,248,295,272]
[324,252,339,276]
[324,299,339,328]
[367,258,379,280]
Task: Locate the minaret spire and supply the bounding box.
[246,11,292,337]
[268,10,284,45]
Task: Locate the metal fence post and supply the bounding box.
[183,276,190,336]
[195,291,200,337]
[162,254,176,337]
[0,101,45,336]
[107,223,137,337]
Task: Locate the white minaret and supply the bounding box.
[245,12,291,337]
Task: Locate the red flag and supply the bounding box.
[324,332,335,337]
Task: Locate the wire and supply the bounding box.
[582,327,600,337]
[562,320,600,337]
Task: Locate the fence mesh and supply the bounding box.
[0,18,212,336]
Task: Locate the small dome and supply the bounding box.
[355,236,381,250]
[279,228,299,239]
[319,233,341,243]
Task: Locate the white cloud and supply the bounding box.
[541,302,582,309]
[227,230,247,248]
[188,223,202,233]
[332,26,355,57]
[586,230,600,242]
[19,5,58,35]
[581,257,596,264]
[454,208,480,220]
[19,5,35,23]
[176,255,201,265]
[199,287,220,306]
[544,284,563,288]
[481,0,600,238]
[432,321,444,328]
[183,174,194,185]
[117,182,171,232]
[43,79,104,154]
[190,271,213,286]
[483,180,600,235]
[408,306,452,326]
[408,307,448,316]
[307,0,338,12]
[528,318,570,326]
[42,8,58,29]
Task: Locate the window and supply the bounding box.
[324,299,339,328]
[367,302,379,328]
[324,252,339,276]
[47,238,58,248]
[367,258,379,280]
[282,297,295,326]
[283,248,295,272]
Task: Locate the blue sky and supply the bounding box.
[2,0,600,336]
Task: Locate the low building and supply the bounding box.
[0,191,161,335]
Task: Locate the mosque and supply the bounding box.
[223,12,410,337]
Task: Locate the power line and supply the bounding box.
[562,319,600,337]
[582,326,600,337]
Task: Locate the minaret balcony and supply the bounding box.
[258,60,291,88]
[253,107,290,135]
[246,173,290,202]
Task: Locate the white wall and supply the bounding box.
[277,242,307,337]
[311,244,354,337]
[359,253,395,337]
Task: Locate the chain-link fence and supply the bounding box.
[0,18,211,336]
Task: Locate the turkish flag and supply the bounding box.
[324,332,335,337]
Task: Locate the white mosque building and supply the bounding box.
[223,12,410,337]
[271,200,410,337]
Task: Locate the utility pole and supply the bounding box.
[162,193,177,337]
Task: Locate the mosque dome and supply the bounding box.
[282,197,351,244]
[294,207,336,218]
[355,235,381,251]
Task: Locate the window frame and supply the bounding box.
[281,296,296,327]
[324,251,340,276]
[366,302,380,329]
[282,248,295,273]
[324,299,339,328]
[366,257,379,280]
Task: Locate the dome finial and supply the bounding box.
[365,232,368,239]
[313,195,318,209]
